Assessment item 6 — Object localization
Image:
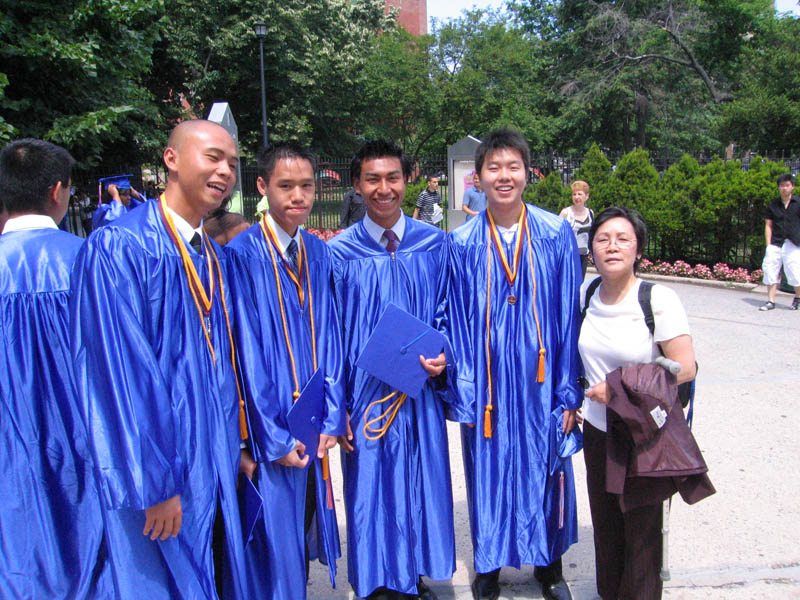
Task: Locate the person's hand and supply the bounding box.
[338,413,354,453]
[143,495,182,541]
[562,409,577,434]
[585,381,610,405]
[575,409,584,426]
[318,433,338,459]
[239,449,256,480]
[419,352,446,377]
[276,440,309,468]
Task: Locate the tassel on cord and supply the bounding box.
[322,455,333,509]
[238,401,248,440]
[483,404,493,438]
[537,348,546,383]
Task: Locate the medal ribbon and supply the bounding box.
[483,206,546,439]
[158,194,248,439]
[260,220,334,508]
[261,215,307,307]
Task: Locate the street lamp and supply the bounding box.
[254,21,269,147]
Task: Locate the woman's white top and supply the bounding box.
[578,277,690,432]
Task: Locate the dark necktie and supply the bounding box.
[190,232,202,254]
[384,229,398,253]
[286,239,299,272]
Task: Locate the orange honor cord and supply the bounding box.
[259,218,333,507]
[483,206,547,438]
[363,390,408,440]
[206,241,249,440]
[158,194,216,362]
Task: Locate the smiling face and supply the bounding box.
[591,216,640,281]
[163,121,239,227]
[480,147,527,217]
[354,156,405,229]
[257,157,315,235]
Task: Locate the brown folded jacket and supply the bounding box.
[605,363,715,512]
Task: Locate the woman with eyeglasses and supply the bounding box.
[578,206,696,600]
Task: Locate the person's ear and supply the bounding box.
[163,146,178,172]
[256,176,268,197]
[352,177,362,196]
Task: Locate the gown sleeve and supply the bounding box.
[70,228,183,511]
[319,250,347,437]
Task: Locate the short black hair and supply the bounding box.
[777,173,795,186]
[0,138,74,215]
[257,142,318,184]
[589,206,648,273]
[475,128,531,175]
[350,139,412,182]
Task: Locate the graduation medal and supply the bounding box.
[260,216,334,509]
[483,206,546,438]
[158,194,248,440]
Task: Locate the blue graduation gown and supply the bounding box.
[92,197,145,229]
[328,217,469,598]
[225,224,345,600]
[70,201,249,600]
[446,205,582,573]
[0,228,111,599]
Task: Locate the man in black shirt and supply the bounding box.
[414,174,442,226]
[339,185,366,229]
[759,173,800,311]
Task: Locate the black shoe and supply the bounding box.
[541,578,573,600]
[471,569,500,600]
[416,577,438,600]
[791,297,800,310]
[365,587,394,600]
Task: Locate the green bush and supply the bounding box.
[524,172,570,215]
[403,180,427,217]
[574,143,612,209]
[603,148,660,218]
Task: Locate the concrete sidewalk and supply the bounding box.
[307,279,800,599]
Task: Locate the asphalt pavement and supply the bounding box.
[307,276,800,599]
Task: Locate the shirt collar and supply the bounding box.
[2,214,58,234]
[496,222,519,244]
[266,212,301,255]
[166,205,203,246]
[363,211,405,247]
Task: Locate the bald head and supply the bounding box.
[167,120,231,153]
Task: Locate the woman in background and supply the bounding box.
[559,180,593,278]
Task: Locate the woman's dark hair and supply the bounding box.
[589,206,648,273]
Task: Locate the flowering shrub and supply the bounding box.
[636,258,759,283]
[306,228,342,242]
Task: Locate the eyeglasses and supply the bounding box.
[593,236,635,249]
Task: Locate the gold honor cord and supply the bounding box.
[158,195,248,439]
[483,206,546,439]
[259,218,333,507]
[363,390,408,441]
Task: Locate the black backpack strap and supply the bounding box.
[638,281,656,337]
[581,277,602,321]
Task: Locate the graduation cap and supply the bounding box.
[237,473,264,545]
[548,406,583,475]
[97,174,134,204]
[355,303,446,399]
[286,368,325,466]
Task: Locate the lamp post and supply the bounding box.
[254,21,269,147]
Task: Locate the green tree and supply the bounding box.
[603,148,660,218]
[0,0,166,166]
[573,143,613,208]
[524,172,569,214]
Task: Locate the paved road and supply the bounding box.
[308,279,800,599]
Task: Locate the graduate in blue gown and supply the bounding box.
[328,140,470,600]
[70,121,250,600]
[446,130,582,600]
[225,143,345,600]
[0,138,110,598]
[91,175,145,229]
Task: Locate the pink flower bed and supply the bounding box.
[306,228,342,242]
[634,258,761,283]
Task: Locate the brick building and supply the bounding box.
[385,0,427,36]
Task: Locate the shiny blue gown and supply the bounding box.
[328,217,469,598]
[0,228,111,599]
[70,201,249,599]
[225,224,345,600]
[92,197,145,229]
[446,205,582,573]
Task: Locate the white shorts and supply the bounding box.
[762,240,800,286]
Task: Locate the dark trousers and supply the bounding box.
[304,463,317,578]
[583,421,663,600]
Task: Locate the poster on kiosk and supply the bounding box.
[446,135,482,231]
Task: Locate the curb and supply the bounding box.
[586,268,761,293]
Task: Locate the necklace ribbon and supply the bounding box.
[260,215,307,307]
[483,206,546,439]
[158,194,248,440]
